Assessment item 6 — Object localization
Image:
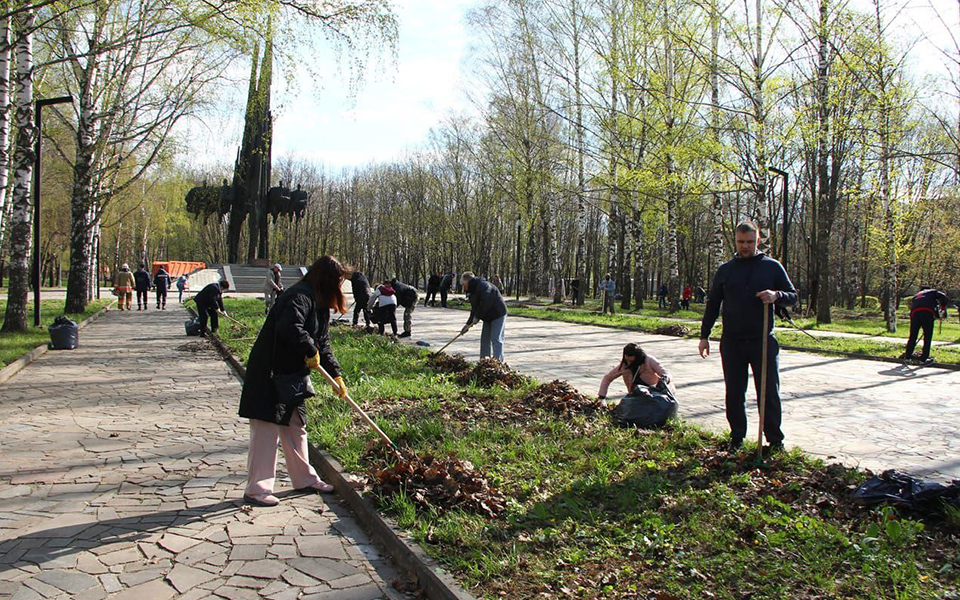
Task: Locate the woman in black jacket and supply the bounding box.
[239,256,350,507]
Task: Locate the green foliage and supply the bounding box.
[217,298,957,599]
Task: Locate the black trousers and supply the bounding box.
[904,311,935,361]
[720,335,784,444]
[136,289,148,308]
[375,304,397,335]
[353,303,371,326]
[156,288,167,308]
[197,302,219,334]
[425,288,438,306]
[440,289,449,308]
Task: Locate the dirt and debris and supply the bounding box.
[371,449,507,518]
[520,380,608,417]
[175,341,213,354]
[426,352,470,374]
[457,357,528,389]
[653,324,691,337]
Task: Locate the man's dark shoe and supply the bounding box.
[922,357,935,366]
[763,442,785,456]
[398,331,411,338]
[727,438,743,452]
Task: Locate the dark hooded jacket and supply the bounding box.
[466,277,507,324]
[427,274,441,291]
[134,269,151,292]
[239,281,341,425]
[351,271,371,305]
[700,252,798,340]
[390,279,418,308]
[153,268,172,292]
[195,282,225,312]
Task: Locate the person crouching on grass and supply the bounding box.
[597,342,673,402]
[239,256,350,507]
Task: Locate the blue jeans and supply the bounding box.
[480,315,506,361]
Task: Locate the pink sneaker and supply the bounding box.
[295,482,335,494]
[243,494,279,507]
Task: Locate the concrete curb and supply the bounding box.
[186,307,478,600]
[0,300,116,385]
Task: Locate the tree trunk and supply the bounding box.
[65,50,100,314]
[1,11,36,333]
[0,16,12,252]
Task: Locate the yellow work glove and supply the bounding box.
[333,376,348,399]
[305,351,320,370]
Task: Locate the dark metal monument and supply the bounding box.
[185,33,308,263]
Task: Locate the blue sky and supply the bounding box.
[184,0,958,173]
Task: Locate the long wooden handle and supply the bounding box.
[313,364,397,451]
[436,329,467,354]
[757,307,770,462]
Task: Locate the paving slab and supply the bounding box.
[0,307,410,600]
[402,305,960,481]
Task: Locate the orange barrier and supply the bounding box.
[152,261,206,279]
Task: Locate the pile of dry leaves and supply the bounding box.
[371,450,507,518]
[653,324,690,337]
[521,380,607,417]
[457,357,528,389]
[426,351,470,374]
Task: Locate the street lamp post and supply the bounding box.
[33,95,73,327]
[768,166,789,270]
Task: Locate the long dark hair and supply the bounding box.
[302,256,350,314]
[620,343,647,377]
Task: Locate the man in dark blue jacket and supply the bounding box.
[460,272,508,361]
[133,263,151,310]
[699,222,798,452]
[195,279,230,336]
[153,267,172,310]
[904,286,950,364]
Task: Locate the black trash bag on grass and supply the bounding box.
[614,384,678,429]
[851,470,960,516]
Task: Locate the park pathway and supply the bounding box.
[403,305,960,482]
[0,307,408,600]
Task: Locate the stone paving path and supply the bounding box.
[403,306,960,481]
[0,307,409,600]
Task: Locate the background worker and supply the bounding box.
[903,286,950,365]
[390,277,418,338]
[194,279,230,336]
[459,271,507,361]
[177,273,189,303]
[368,282,399,337]
[425,271,441,306]
[263,263,284,314]
[113,263,135,310]
[134,263,152,310]
[350,270,373,328]
[699,221,798,453]
[153,266,172,310]
[439,271,455,308]
[599,274,616,315]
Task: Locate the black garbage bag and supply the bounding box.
[614,384,678,429]
[851,470,960,515]
[185,318,202,336]
[48,316,79,350]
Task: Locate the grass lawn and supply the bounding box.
[0,299,112,369]
[500,306,960,366]
[219,297,958,600]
